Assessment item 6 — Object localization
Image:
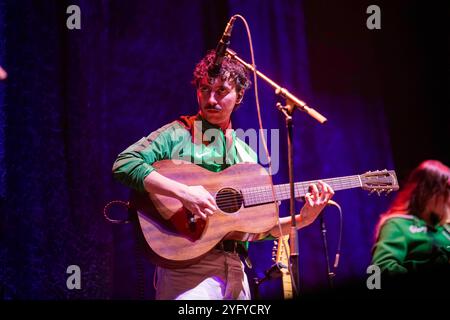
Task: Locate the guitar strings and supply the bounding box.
[212,177,363,206]
[212,175,393,211]
[211,174,394,208]
[214,184,354,209]
[213,182,360,206]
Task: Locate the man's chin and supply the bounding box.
[203,111,220,120]
[204,116,220,125]
[203,115,227,126]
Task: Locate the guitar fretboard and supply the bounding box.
[242,175,362,207]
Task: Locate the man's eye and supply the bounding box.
[218,88,228,94]
[200,87,210,93]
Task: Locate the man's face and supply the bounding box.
[197,76,243,129]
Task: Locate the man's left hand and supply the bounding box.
[299,180,334,226]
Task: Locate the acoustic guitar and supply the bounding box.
[130,159,398,267]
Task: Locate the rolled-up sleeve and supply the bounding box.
[112,126,173,192]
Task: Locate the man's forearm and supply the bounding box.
[268,215,311,238]
[143,170,187,199]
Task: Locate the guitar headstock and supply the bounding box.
[272,235,293,299]
[273,235,290,267]
[361,169,399,195]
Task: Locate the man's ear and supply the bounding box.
[236,90,244,104]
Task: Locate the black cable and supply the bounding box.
[321,200,343,287]
[320,214,334,288]
[330,200,343,272]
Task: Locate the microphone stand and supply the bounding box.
[226,49,327,124]
[277,101,300,296]
[226,49,327,297]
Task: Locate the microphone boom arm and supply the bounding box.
[225,48,327,124]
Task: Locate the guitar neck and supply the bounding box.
[276,235,293,299]
[282,273,293,299]
[243,175,362,207]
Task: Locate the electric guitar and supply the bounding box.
[130,159,398,267]
[272,235,293,299]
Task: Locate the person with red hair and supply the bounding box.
[371,160,450,293]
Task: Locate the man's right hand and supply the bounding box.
[143,171,218,220]
[177,185,218,220]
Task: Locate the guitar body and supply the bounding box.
[130,160,278,268]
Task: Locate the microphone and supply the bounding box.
[208,16,237,78]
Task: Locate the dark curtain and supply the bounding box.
[0,0,448,299]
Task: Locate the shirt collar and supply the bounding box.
[194,113,234,149]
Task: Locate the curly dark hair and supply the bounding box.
[191,50,251,94]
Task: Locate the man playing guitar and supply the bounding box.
[112,50,334,300]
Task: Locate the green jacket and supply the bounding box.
[371,214,450,276]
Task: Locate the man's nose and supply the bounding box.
[208,92,218,105]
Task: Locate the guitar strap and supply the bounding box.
[237,243,253,269]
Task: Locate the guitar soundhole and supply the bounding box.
[216,188,243,214]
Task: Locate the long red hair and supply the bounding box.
[375,160,450,237]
